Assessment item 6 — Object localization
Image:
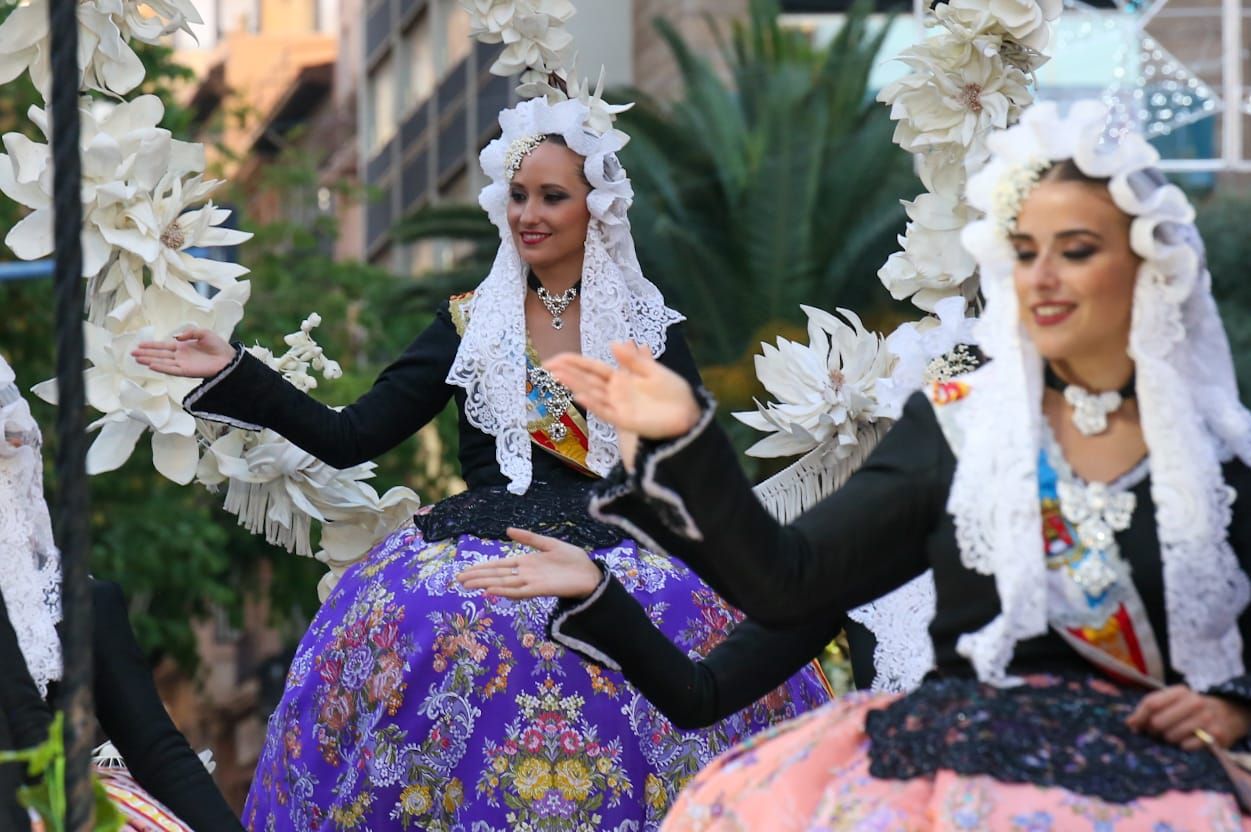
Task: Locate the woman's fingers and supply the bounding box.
[506,527,556,550]
[610,340,651,374]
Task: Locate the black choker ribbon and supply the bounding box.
[1044,364,1136,400]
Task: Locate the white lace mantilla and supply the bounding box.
[0,359,63,696]
[450,97,683,494]
[847,572,937,693]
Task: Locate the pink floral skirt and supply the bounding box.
[29,768,192,832]
[663,692,1250,832]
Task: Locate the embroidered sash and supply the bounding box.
[450,292,596,478]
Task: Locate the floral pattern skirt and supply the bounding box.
[243,525,830,832]
[663,686,1251,832]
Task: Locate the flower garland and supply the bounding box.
[742,0,1059,464]
[0,2,418,598]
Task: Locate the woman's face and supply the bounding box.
[507,141,592,276]
[1011,179,1140,368]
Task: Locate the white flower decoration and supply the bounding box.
[0,96,206,277]
[876,295,976,417]
[517,66,635,137]
[459,0,576,78]
[734,306,893,460]
[878,191,980,312]
[0,0,202,98]
[32,282,250,484]
[314,487,421,601]
[949,0,1062,53]
[877,34,1032,164]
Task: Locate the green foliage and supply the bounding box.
[615,0,915,369]
[1197,188,1251,401]
[0,714,124,832]
[0,37,460,670]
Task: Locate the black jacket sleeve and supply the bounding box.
[91,581,245,831]
[549,571,839,729]
[0,593,51,832]
[183,305,461,469]
[591,391,946,626]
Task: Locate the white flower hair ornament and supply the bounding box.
[950,99,1251,690]
[449,86,679,495]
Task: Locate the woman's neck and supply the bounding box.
[530,259,583,294]
[1049,352,1135,393]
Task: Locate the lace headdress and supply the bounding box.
[953,100,1251,689]
[0,354,63,695]
[450,2,682,494]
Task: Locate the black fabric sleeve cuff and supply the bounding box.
[547,564,621,671]
[182,345,271,431]
[589,387,718,549]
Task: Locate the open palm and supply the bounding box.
[131,328,235,379]
[544,342,701,441]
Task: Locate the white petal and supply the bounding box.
[152,431,198,484]
[86,417,146,474]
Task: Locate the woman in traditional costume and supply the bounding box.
[133,87,828,828]
[541,101,1251,830]
[0,357,243,832]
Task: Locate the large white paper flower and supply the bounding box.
[32,282,250,484]
[315,486,421,600]
[0,96,207,279]
[949,0,1062,53]
[734,306,893,459]
[878,191,979,312]
[459,0,576,78]
[877,34,1032,163]
[0,0,201,98]
[876,296,977,417]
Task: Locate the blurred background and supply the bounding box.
[0,0,1248,810]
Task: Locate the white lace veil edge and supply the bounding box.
[0,356,64,697]
[953,100,1251,689]
[448,97,683,495]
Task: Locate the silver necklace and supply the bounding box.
[1045,365,1135,437]
[527,273,579,330]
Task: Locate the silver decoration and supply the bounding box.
[528,366,574,440]
[1057,480,1136,553]
[536,284,578,330]
[1063,384,1123,436]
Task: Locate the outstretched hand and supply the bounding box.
[456,528,603,600]
[544,341,701,442]
[131,328,235,379]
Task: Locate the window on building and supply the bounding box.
[404,11,436,113]
[367,53,397,152]
[442,1,472,73]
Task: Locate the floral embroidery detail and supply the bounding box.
[245,527,829,830]
[477,679,633,829]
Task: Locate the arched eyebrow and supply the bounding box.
[1008,228,1104,243]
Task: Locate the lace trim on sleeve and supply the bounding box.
[547,565,621,671]
[182,345,262,431]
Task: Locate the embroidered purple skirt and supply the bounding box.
[243,525,829,831]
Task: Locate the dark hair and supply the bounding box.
[1041,158,1109,187]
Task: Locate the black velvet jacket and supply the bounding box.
[560,390,1251,711]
